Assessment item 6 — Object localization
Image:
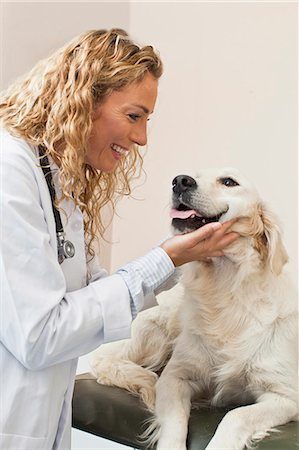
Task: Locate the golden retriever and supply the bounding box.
[91,168,298,450]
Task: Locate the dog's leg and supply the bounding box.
[154,365,193,450]
[145,330,212,450]
[144,334,204,450]
[90,306,175,411]
[205,392,298,450]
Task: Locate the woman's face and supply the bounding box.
[86,72,158,172]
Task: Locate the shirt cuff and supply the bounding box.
[116,247,175,318]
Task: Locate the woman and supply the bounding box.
[0,29,238,449]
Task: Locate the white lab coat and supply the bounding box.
[0,129,161,449]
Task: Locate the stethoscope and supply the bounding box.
[39,146,75,264]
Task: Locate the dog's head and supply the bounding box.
[170,167,288,275]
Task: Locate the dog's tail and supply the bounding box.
[139,415,161,448]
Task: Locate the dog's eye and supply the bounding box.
[220,177,240,187]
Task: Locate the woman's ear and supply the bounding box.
[255,203,288,275]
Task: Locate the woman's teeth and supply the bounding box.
[111,144,127,156]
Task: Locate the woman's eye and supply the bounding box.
[128,114,141,122]
[220,177,240,187]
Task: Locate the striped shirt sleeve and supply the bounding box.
[116,246,175,318]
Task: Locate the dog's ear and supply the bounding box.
[253,203,288,275]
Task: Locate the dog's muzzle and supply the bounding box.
[171,175,223,232]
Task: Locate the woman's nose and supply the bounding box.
[130,123,147,147]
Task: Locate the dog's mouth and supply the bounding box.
[170,204,225,232]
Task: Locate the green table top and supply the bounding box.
[72,378,298,449]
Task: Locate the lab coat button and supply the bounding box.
[72,221,82,232]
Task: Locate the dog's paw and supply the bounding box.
[134,371,158,411]
[91,357,158,410]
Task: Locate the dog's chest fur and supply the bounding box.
[178,258,291,403]
[181,259,274,341]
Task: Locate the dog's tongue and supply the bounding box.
[170,208,201,219]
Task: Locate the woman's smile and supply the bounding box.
[111,143,129,159]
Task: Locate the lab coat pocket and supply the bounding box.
[0,433,47,450]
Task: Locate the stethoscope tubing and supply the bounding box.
[38,146,75,264]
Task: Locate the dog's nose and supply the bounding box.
[172,175,197,194]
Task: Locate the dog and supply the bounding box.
[91,167,298,450]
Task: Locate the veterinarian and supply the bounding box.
[0,29,239,450]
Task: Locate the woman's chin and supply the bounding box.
[85,158,119,173]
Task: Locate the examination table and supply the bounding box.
[72,374,298,449]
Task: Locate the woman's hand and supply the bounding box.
[160,219,239,267]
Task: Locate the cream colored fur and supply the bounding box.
[91,168,298,450]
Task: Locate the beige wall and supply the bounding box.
[1,1,131,271]
[1,2,298,284]
[1,2,131,89]
[110,2,298,285]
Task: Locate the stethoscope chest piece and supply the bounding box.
[57,232,76,264]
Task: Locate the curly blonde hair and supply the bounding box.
[0,28,163,256]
